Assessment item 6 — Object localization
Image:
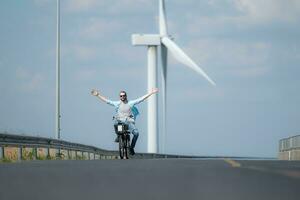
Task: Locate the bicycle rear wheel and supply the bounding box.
[124,134,131,159]
[124,137,129,159]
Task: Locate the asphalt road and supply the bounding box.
[0,159,300,200]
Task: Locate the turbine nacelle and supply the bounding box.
[131,34,174,46]
[132,34,161,46]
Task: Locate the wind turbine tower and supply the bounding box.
[132,0,216,154]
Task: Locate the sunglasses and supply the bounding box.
[120,95,126,97]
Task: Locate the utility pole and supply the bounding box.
[55,0,61,139]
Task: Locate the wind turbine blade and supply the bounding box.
[161,44,168,153]
[159,0,168,153]
[161,37,216,86]
[159,0,168,36]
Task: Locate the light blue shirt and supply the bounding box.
[106,97,145,121]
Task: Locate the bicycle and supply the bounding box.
[114,121,131,159]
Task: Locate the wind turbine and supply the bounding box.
[132,0,216,154]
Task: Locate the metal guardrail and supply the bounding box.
[0,133,110,152]
[0,133,269,162]
[278,135,300,160]
[0,133,119,161]
[0,133,201,161]
[279,135,300,152]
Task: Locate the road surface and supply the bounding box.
[0,159,300,200]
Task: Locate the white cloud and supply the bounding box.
[73,69,97,81]
[74,46,97,61]
[71,62,145,83]
[181,0,300,34]
[16,67,45,92]
[179,87,225,102]
[63,42,143,64]
[110,43,145,63]
[230,66,270,77]
[79,18,124,40]
[184,39,271,77]
[33,0,51,6]
[16,67,30,79]
[64,0,101,12]
[64,0,154,14]
[188,39,268,63]
[25,74,45,91]
[106,0,153,14]
[63,45,98,61]
[96,65,144,80]
[233,0,300,23]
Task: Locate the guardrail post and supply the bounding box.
[34,147,38,160]
[58,148,61,159]
[0,146,3,160]
[46,148,50,159]
[89,152,94,160]
[76,151,83,160]
[67,150,71,160]
[19,147,22,161]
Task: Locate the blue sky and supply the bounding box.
[1,0,300,157]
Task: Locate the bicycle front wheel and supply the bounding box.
[118,135,125,159]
